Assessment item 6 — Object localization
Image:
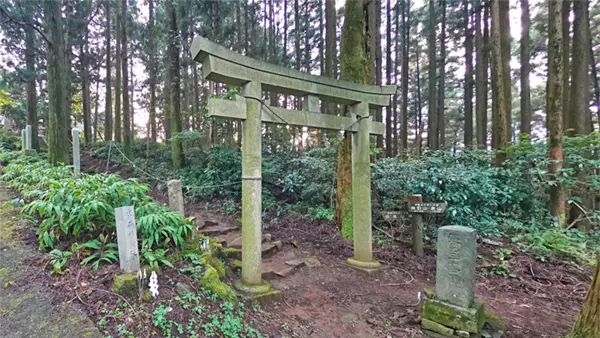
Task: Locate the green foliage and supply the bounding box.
[1,155,191,269]
[310,207,335,221]
[48,248,73,274]
[77,234,119,270]
[512,228,598,265]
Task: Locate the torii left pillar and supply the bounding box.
[234,81,272,295]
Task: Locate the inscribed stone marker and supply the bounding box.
[72,128,80,175]
[167,180,185,217]
[25,125,32,150]
[21,129,26,150]
[115,206,140,273]
[4,117,12,131]
[435,225,477,308]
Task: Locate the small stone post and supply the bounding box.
[408,194,424,257]
[436,225,477,307]
[346,101,381,272]
[21,129,26,151]
[25,125,32,150]
[167,180,185,217]
[4,117,12,131]
[115,206,141,273]
[72,128,80,175]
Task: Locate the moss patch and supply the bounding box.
[113,273,137,298]
[422,298,485,333]
[0,268,9,278]
[200,265,236,301]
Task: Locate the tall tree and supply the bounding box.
[437,0,446,148]
[325,0,336,122]
[547,0,565,220]
[491,0,508,164]
[464,0,474,147]
[520,0,531,137]
[569,0,591,136]
[81,1,92,145]
[24,1,38,150]
[499,0,512,142]
[148,0,157,143]
[401,0,410,154]
[385,0,392,157]
[562,1,571,132]
[121,0,132,159]
[104,0,112,142]
[475,0,486,148]
[427,0,438,150]
[45,0,69,165]
[570,259,600,337]
[167,0,183,169]
[115,0,122,142]
[336,0,370,237]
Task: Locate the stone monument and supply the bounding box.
[167,180,185,217]
[421,225,486,337]
[115,206,140,273]
[72,128,80,175]
[25,125,32,150]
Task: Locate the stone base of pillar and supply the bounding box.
[345,257,385,275]
[21,149,37,157]
[233,279,282,306]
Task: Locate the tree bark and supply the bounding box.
[167,0,183,168]
[81,1,92,145]
[491,0,509,164]
[438,0,446,148]
[475,0,486,148]
[385,0,393,157]
[592,45,600,131]
[45,0,69,165]
[24,4,38,150]
[401,0,410,154]
[115,0,122,142]
[148,0,157,143]
[547,0,566,220]
[428,0,438,150]
[104,0,112,142]
[570,259,600,337]
[416,24,423,156]
[121,0,132,158]
[569,0,591,136]
[520,0,532,137]
[464,0,474,147]
[562,0,571,133]
[336,0,369,235]
[499,0,512,142]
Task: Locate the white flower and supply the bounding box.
[149,271,159,297]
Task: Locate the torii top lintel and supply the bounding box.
[191,36,397,108]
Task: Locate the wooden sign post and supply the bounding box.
[407,195,447,257]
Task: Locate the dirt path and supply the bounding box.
[0,183,101,338]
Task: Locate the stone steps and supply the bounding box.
[192,216,319,283]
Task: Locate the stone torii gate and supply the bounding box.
[191,36,396,295]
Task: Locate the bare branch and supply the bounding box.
[0,6,51,45]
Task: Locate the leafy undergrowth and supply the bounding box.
[0,149,268,337]
[0,152,192,271]
[92,273,264,338]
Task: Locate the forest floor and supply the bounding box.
[0,182,101,337]
[1,152,589,338]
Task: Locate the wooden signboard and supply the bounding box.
[381,211,405,222]
[408,202,448,214]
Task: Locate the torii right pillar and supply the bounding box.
[346,101,382,274]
